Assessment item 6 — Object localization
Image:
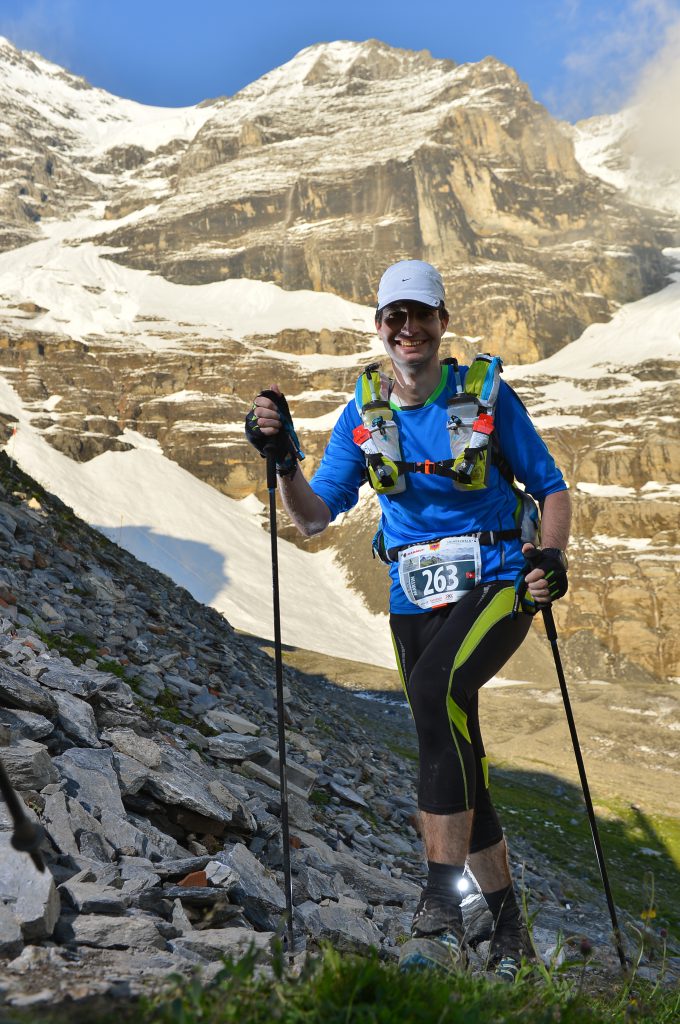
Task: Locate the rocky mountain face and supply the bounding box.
[92,42,672,363]
[0,36,674,361]
[0,35,678,687]
[0,36,212,253]
[4,456,668,1007]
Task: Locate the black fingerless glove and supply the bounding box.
[244,390,304,477]
[512,547,568,617]
[532,548,569,601]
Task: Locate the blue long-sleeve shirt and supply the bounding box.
[310,363,567,614]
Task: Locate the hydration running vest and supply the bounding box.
[352,354,540,562]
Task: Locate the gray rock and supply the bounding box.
[190,688,219,713]
[59,881,130,915]
[204,860,238,887]
[0,663,57,716]
[1,738,58,791]
[37,663,106,698]
[154,856,213,880]
[0,833,60,941]
[293,831,420,905]
[245,797,279,838]
[207,733,269,762]
[0,903,23,959]
[0,708,54,741]
[51,690,101,747]
[371,905,412,947]
[205,709,260,735]
[118,856,160,883]
[216,844,286,930]
[288,793,316,832]
[206,780,257,832]
[461,892,494,945]
[113,752,151,796]
[258,752,319,797]
[7,988,57,1008]
[102,728,162,768]
[293,864,340,904]
[240,761,313,802]
[98,809,152,858]
[295,901,382,952]
[41,790,79,856]
[329,780,368,807]
[143,749,244,832]
[161,886,232,907]
[125,814,190,861]
[56,913,166,950]
[171,927,274,961]
[66,797,116,862]
[53,748,126,818]
[171,899,194,934]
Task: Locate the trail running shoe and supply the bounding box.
[487,919,535,983]
[398,894,468,973]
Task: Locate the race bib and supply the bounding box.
[397,536,481,610]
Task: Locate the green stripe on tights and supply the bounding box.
[446,587,515,807]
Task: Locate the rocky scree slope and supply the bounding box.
[0,453,669,1007]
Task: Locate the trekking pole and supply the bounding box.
[530,583,627,969]
[264,446,295,965]
[0,755,45,872]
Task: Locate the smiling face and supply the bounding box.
[376,300,449,376]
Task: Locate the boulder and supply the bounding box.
[204,709,260,736]
[171,927,274,961]
[102,727,163,768]
[0,834,60,941]
[0,903,23,959]
[41,790,79,857]
[207,733,269,762]
[56,913,166,950]
[53,748,126,817]
[295,901,382,952]
[0,663,57,717]
[51,690,101,747]
[216,844,286,930]
[36,663,106,698]
[59,881,130,915]
[0,708,54,741]
[1,738,58,790]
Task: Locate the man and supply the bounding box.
[246,260,570,979]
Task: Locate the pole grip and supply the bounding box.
[523,545,558,633]
[264,445,277,491]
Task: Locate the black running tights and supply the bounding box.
[390,582,532,853]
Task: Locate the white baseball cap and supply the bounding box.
[377,259,445,312]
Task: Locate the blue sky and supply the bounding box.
[1,0,678,119]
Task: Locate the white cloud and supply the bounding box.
[0,0,76,68]
[551,0,680,119]
[625,15,680,181]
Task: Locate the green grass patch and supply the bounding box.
[97,658,128,678]
[9,945,678,1024]
[385,740,418,762]
[32,628,98,666]
[491,769,680,939]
